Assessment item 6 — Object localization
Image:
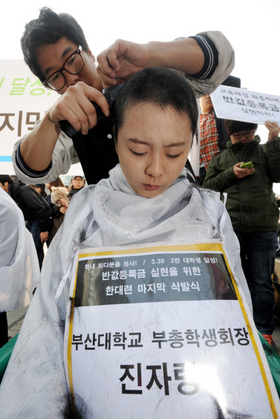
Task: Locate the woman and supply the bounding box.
[45,177,69,245]
[68,175,86,198]
[1,68,272,418]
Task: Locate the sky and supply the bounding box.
[1,0,280,187]
[2,0,280,95]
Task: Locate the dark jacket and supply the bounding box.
[10,180,51,232]
[203,136,280,232]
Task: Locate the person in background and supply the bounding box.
[45,177,66,194]
[45,177,69,245]
[0,188,39,348]
[198,76,240,184]
[68,175,86,198]
[0,175,51,269]
[199,95,225,179]
[12,7,235,186]
[30,183,47,198]
[203,119,280,351]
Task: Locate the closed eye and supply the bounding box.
[167,153,181,159]
[130,149,147,157]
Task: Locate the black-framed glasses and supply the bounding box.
[43,45,84,91]
[232,130,255,140]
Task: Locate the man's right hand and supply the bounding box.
[96,40,150,87]
[233,162,255,178]
[18,82,110,173]
[48,82,110,135]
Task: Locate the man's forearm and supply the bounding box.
[19,111,60,171]
[146,38,205,75]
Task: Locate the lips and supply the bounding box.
[143,184,160,191]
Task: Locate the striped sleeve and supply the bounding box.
[188,35,218,80]
[15,143,52,178]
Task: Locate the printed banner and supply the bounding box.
[210,85,280,125]
[0,60,56,173]
[0,60,86,177]
[65,243,280,418]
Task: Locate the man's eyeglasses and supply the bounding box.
[43,45,84,91]
[232,130,255,140]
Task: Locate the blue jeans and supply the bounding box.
[26,220,44,270]
[235,230,277,335]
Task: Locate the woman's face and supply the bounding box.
[115,103,193,198]
[71,177,85,189]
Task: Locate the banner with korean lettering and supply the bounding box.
[210,85,280,125]
[0,60,56,173]
[65,243,280,418]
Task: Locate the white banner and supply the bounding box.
[65,243,280,418]
[0,60,57,174]
[210,85,280,126]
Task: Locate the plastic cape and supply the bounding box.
[0,189,39,311]
[0,165,253,417]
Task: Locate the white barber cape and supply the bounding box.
[0,165,252,417]
[0,188,39,311]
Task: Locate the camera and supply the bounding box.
[59,85,122,138]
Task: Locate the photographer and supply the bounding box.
[13,7,235,185]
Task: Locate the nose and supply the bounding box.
[145,154,163,178]
[63,70,80,88]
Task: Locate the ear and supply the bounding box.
[113,127,118,154]
[88,47,95,62]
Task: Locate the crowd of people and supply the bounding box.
[0,173,86,348]
[0,174,86,269]
[197,77,280,350]
[0,6,280,417]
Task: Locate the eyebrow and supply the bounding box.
[128,138,187,148]
[44,46,75,78]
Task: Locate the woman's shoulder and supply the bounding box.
[191,182,224,215]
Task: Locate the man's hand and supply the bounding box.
[40,231,49,244]
[48,82,110,135]
[233,162,255,178]
[265,121,280,142]
[19,82,111,172]
[97,37,205,88]
[97,40,150,87]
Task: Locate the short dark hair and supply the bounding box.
[0,175,14,185]
[21,7,89,83]
[224,120,258,136]
[114,67,198,139]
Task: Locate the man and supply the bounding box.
[0,175,51,269]
[203,120,280,351]
[12,7,235,185]
[199,94,222,182]
[198,75,240,183]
